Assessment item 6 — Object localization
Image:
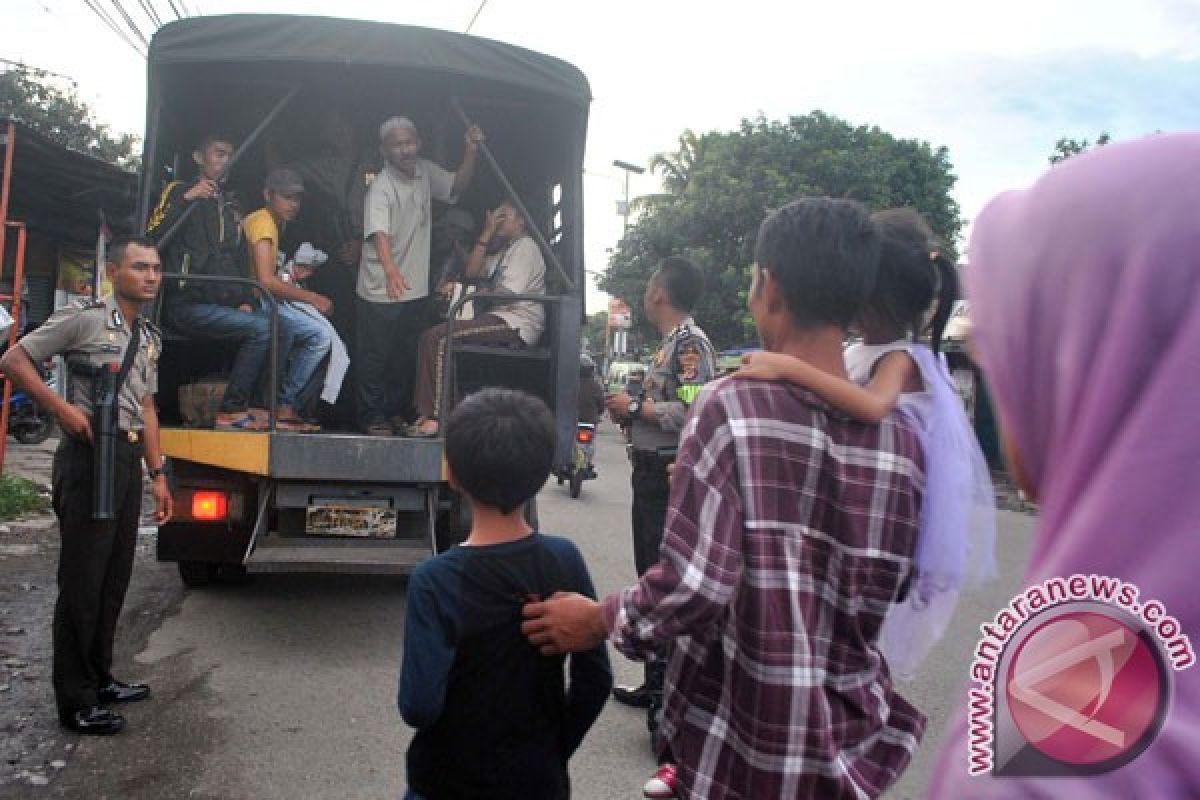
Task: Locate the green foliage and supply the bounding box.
[0,64,140,169]
[1048,132,1112,165]
[582,310,608,354]
[599,112,962,348]
[0,474,47,520]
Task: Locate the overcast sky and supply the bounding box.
[8,0,1200,311]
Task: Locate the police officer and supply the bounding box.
[0,235,173,735]
[605,256,715,725]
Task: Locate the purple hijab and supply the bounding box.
[931,133,1200,797]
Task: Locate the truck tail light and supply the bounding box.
[576,427,594,444]
[191,491,228,521]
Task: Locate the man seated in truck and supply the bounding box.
[146,132,272,430]
[409,200,546,437]
[242,168,334,431]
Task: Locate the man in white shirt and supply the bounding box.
[356,116,485,436]
[410,200,546,437]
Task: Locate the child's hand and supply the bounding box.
[735,351,795,382]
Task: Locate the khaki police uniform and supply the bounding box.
[628,316,716,574]
[624,317,715,720]
[17,294,161,717]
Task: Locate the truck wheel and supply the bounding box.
[217,564,251,585]
[178,561,217,588]
[569,469,584,499]
[436,492,472,553]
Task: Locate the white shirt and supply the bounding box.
[357,160,456,304]
[485,236,546,346]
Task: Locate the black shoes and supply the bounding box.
[59,679,149,734]
[60,706,125,735]
[99,679,151,704]
[612,682,655,709]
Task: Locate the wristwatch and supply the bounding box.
[147,466,165,480]
[627,398,642,418]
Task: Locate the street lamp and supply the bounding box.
[613,159,645,231]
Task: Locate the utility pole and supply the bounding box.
[607,160,645,368]
[612,159,645,231]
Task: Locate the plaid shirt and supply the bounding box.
[602,377,927,799]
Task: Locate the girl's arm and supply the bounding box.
[737,350,915,424]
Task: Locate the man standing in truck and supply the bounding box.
[356,116,485,436]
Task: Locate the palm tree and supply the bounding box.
[633,129,707,212]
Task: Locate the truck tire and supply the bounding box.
[435,492,472,553]
[178,561,218,588]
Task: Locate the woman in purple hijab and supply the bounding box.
[930,133,1200,797]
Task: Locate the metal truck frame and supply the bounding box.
[140,15,590,585]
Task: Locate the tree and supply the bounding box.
[1048,132,1111,165]
[0,64,139,169]
[582,310,608,354]
[599,112,962,348]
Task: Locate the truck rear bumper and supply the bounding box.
[160,428,445,482]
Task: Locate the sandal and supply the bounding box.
[215,412,269,431]
[276,416,320,433]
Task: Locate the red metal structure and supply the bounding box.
[0,120,30,472]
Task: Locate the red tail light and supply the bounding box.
[191,491,228,521]
[576,428,594,444]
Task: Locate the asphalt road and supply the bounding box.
[34,422,1037,800]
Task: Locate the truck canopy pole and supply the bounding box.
[152,84,301,250]
[449,96,575,292]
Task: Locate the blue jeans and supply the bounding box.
[402,791,425,800]
[275,302,332,410]
[166,302,270,413]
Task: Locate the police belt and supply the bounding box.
[65,429,144,447]
[630,447,676,469]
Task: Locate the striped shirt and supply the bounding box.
[602,376,927,799]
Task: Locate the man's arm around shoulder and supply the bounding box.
[524,386,743,659]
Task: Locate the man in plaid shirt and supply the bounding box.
[523,198,926,799]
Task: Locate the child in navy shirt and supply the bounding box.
[399,388,612,799]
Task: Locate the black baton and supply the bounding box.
[91,362,119,521]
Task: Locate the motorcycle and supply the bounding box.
[555,422,598,499]
[7,369,58,445]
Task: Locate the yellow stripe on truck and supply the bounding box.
[160,428,271,476]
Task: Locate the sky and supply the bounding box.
[7,0,1200,312]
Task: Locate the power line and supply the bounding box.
[135,0,162,27]
[163,0,183,20]
[106,0,151,48]
[80,0,147,58]
[465,0,488,33]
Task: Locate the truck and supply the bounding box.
[138,15,590,585]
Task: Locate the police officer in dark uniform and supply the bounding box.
[0,235,173,735]
[606,256,715,725]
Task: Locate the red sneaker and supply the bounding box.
[642,763,678,798]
